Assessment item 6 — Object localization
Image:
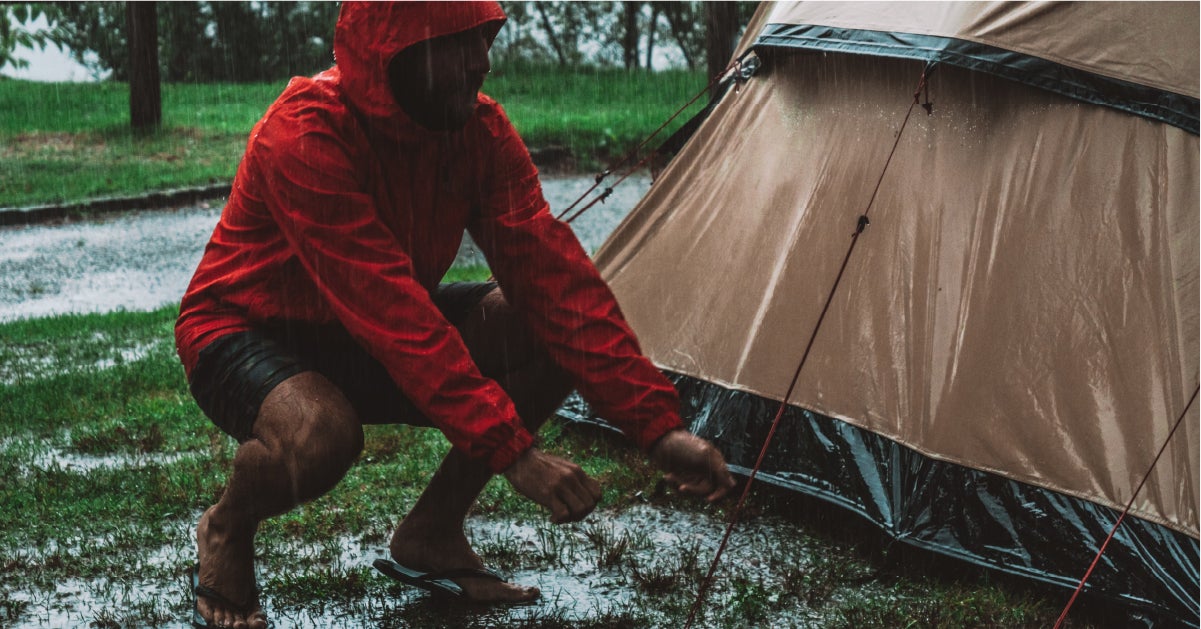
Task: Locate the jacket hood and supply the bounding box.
[333,1,506,136]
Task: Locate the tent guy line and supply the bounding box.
[556,53,756,226]
[683,64,934,629]
[1053,383,1201,628]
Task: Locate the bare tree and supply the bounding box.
[534,1,569,67]
[657,2,700,70]
[644,3,658,69]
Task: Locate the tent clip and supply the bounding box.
[735,55,762,85]
[916,62,936,115]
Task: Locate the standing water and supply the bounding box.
[0,174,651,322]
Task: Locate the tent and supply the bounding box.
[566,1,1199,623]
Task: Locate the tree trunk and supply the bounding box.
[705,1,738,99]
[126,1,161,131]
[645,4,658,69]
[534,1,569,68]
[660,3,695,69]
[622,1,640,70]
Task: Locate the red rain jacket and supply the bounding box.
[175,1,682,472]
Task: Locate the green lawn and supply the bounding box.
[0,65,706,208]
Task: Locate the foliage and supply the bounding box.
[496,1,714,70]
[47,2,338,82]
[0,2,63,72]
[2,2,756,82]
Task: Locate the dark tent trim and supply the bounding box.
[754,23,1201,135]
[557,372,1200,626]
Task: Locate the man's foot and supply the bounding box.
[389,519,539,604]
[196,506,269,629]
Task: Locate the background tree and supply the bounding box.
[656,2,702,69]
[620,1,640,69]
[1,3,64,74]
[5,1,755,82]
[705,2,740,97]
[48,1,336,82]
[126,1,159,130]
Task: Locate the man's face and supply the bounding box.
[388,23,497,131]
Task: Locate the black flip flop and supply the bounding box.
[191,564,272,628]
[373,557,538,604]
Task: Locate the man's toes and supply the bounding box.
[492,580,539,603]
[208,606,231,628]
[515,584,540,602]
[198,598,264,629]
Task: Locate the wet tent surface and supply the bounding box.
[0,174,650,322]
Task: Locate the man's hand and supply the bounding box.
[650,430,736,502]
[503,447,602,523]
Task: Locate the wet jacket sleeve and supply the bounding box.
[468,109,684,452]
[251,113,533,473]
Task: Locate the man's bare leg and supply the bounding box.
[389,289,572,602]
[197,371,364,628]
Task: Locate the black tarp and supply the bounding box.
[558,372,1200,626]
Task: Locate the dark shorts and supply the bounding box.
[188,281,498,442]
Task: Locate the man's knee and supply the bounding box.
[461,288,543,375]
[458,287,574,430]
[256,372,364,480]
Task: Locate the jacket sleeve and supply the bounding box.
[251,113,533,473]
[467,108,684,452]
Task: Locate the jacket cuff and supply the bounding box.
[633,412,685,453]
[486,425,536,473]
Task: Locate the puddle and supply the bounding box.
[0,338,163,384]
[26,447,196,474]
[0,175,651,322]
[2,501,852,628]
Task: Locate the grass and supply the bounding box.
[0,293,1130,627]
[0,65,706,208]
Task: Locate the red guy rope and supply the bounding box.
[682,66,932,629]
[1053,384,1200,628]
[556,58,747,224]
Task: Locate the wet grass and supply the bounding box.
[0,66,705,208]
[0,297,1131,627]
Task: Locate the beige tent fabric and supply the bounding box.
[596,52,1199,537]
[763,1,1199,98]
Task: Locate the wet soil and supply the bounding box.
[0,174,651,322]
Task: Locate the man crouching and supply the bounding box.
[175,3,734,627]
